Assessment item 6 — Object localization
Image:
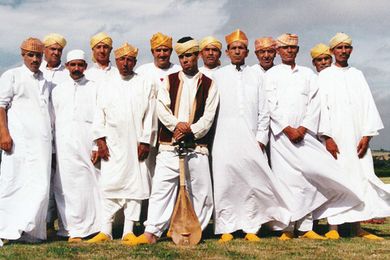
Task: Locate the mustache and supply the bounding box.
[72,70,82,75]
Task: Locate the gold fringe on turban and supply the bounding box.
[174,39,199,55]
[20,37,44,53]
[199,36,222,51]
[90,32,113,49]
[254,37,276,51]
[43,33,67,48]
[329,32,352,49]
[276,33,298,47]
[310,43,331,59]
[225,29,248,47]
[150,32,172,49]
[114,43,138,59]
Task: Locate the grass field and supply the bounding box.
[1,178,390,259]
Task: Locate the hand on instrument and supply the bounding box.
[173,128,185,141]
[325,137,339,159]
[357,136,370,158]
[138,143,150,161]
[97,138,110,161]
[175,122,192,134]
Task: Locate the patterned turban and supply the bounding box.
[310,43,331,59]
[225,29,248,47]
[90,32,113,49]
[199,36,222,51]
[43,33,67,48]
[150,32,172,49]
[115,43,138,58]
[20,37,44,54]
[329,32,352,49]
[276,33,298,47]
[254,37,276,51]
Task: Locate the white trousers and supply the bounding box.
[144,150,213,237]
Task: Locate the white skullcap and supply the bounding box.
[66,49,85,63]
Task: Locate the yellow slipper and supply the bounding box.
[122,233,140,246]
[86,232,111,243]
[358,230,384,240]
[122,233,137,242]
[218,233,233,243]
[325,230,340,240]
[279,232,294,241]
[244,233,260,242]
[68,237,82,243]
[300,230,327,240]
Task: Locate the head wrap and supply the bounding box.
[114,43,138,58]
[276,33,298,47]
[20,37,44,53]
[329,32,352,49]
[199,36,222,51]
[150,32,172,49]
[43,33,67,48]
[254,37,276,51]
[66,49,85,63]
[225,29,248,47]
[174,39,199,56]
[310,43,331,59]
[90,32,113,49]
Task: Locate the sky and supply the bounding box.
[0,0,389,149]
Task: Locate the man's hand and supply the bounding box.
[173,128,185,141]
[175,122,192,134]
[0,129,13,153]
[97,138,110,161]
[91,151,99,164]
[283,126,303,144]
[297,126,307,138]
[258,142,265,152]
[138,143,150,161]
[325,137,339,159]
[357,136,371,158]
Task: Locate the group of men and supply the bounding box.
[0,29,389,248]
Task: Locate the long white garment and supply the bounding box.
[318,65,390,224]
[199,65,220,79]
[0,65,52,241]
[265,64,362,224]
[212,64,291,234]
[92,73,154,200]
[85,62,119,83]
[51,76,101,238]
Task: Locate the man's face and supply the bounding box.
[66,59,87,80]
[200,44,221,69]
[312,54,332,72]
[178,52,198,75]
[226,41,248,66]
[332,43,353,65]
[115,55,137,77]
[255,47,276,70]
[152,45,172,69]
[44,43,63,67]
[92,42,112,65]
[277,45,299,65]
[23,51,43,73]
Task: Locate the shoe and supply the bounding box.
[300,230,327,240]
[122,233,137,242]
[122,233,141,246]
[244,233,260,242]
[279,232,294,241]
[357,230,384,240]
[166,229,172,238]
[218,233,233,243]
[325,230,340,240]
[86,232,111,243]
[68,237,82,243]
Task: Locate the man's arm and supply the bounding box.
[0,71,14,153]
[0,108,12,152]
[300,73,320,136]
[92,86,109,161]
[156,77,179,132]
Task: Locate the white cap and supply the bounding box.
[66,49,85,63]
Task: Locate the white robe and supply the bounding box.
[318,64,390,224]
[199,65,220,79]
[85,62,119,83]
[212,64,292,234]
[51,76,101,238]
[0,65,52,241]
[265,64,362,223]
[92,73,154,200]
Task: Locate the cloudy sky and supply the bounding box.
[1,0,389,149]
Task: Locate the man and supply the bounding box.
[252,36,277,75]
[310,43,332,73]
[212,29,292,243]
[199,36,222,78]
[85,32,119,82]
[51,49,101,243]
[317,32,390,240]
[87,43,154,244]
[264,33,362,240]
[136,37,219,245]
[41,32,69,237]
[0,38,52,246]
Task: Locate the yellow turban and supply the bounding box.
[199,36,222,51]
[43,33,67,48]
[329,32,352,49]
[225,29,248,47]
[150,32,172,49]
[254,37,276,51]
[90,32,113,49]
[276,33,298,47]
[114,43,138,58]
[310,43,331,59]
[20,37,44,53]
[174,39,199,55]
